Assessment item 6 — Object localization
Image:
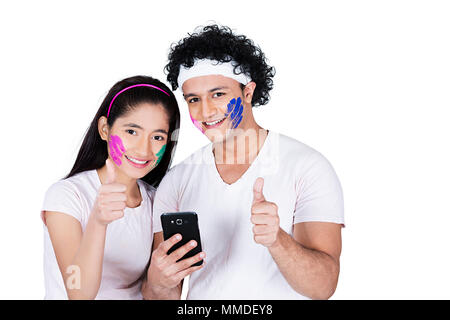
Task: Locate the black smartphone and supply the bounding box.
[160,212,203,267]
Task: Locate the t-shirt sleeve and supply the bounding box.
[41,180,83,225]
[152,169,179,233]
[294,151,345,226]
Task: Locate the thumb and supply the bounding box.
[105,158,117,184]
[252,177,265,204]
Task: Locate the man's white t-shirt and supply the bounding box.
[153,131,344,300]
[41,169,154,300]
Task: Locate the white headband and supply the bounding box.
[177,58,252,89]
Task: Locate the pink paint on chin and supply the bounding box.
[190,114,204,133]
[109,135,126,166]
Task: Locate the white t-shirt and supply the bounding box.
[153,131,344,300]
[41,169,154,300]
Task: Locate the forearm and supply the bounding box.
[68,216,107,299]
[141,280,182,300]
[269,229,339,300]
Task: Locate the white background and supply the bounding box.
[1,0,449,299]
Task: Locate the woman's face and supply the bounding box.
[100,102,170,180]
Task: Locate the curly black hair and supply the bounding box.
[164,24,275,107]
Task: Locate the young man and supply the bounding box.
[142,25,344,300]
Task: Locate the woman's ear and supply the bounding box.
[243,81,256,105]
[98,116,109,141]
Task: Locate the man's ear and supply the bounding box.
[243,82,256,105]
[98,116,109,141]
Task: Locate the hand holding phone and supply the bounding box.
[145,212,205,293]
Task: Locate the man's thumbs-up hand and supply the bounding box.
[251,177,280,248]
[92,159,127,225]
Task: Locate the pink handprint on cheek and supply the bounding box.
[109,135,126,166]
[190,113,205,133]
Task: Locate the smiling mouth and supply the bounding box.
[203,116,227,129]
[125,155,150,165]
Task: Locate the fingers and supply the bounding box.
[99,160,127,209]
[178,251,205,269]
[253,234,276,246]
[250,179,281,248]
[156,234,182,256]
[251,213,279,226]
[252,177,265,204]
[94,160,127,225]
[176,252,206,272]
[98,191,127,202]
[154,235,205,272]
[173,263,205,283]
[158,237,202,265]
[252,224,279,235]
[251,201,277,215]
[168,251,205,277]
[110,211,125,218]
[96,199,126,220]
[105,158,117,184]
[167,240,199,264]
[148,236,204,290]
[105,201,127,211]
[251,213,280,248]
[97,186,127,211]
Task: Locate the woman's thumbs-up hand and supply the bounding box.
[92,159,127,225]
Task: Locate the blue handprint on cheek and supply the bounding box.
[225,97,243,129]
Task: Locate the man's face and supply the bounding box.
[182,75,246,142]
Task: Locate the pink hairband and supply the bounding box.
[107,84,170,117]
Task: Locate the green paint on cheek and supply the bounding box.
[155,144,166,165]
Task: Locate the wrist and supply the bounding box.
[268,228,284,252]
[142,280,179,300]
[88,213,108,229]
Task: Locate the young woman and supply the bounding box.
[41,76,180,299]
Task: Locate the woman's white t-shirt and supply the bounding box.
[41,169,154,300]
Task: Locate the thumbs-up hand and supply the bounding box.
[250,177,280,248]
[92,159,127,225]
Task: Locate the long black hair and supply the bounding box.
[66,75,180,188]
